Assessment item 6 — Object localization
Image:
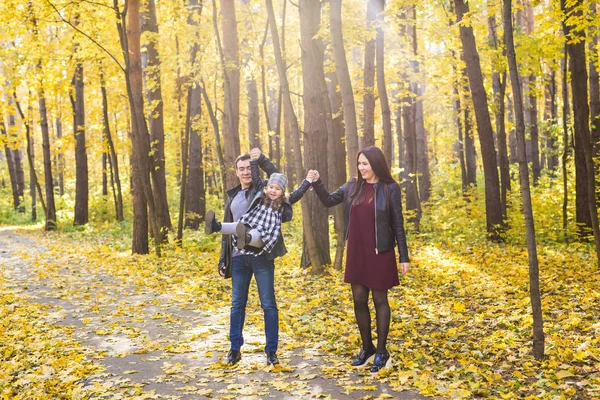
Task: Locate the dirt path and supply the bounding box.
[0,228,428,399]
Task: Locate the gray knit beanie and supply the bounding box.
[268,173,288,192]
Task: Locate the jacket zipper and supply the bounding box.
[374,184,379,254]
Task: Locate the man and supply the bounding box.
[212,148,281,366]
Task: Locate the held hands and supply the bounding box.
[250,148,262,161]
[306,170,320,182]
[305,170,317,182]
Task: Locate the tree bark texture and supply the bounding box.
[1,121,21,211]
[561,49,571,243]
[125,0,166,254]
[299,0,331,271]
[219,0,241,188]
[13,93,45,220]
[101,71,124,221]
[488,15,510,218]
[362,0,376,147]
[562,0,600,262]
[54,117,64,196]
[589,5,600,160]
[73,61,89,225]
[39,85,57,230]
[141,0,172,230]
[326,62,347,271]
[185,85,205,230]
[330,0,358,174]
[374,0,392,165]
[544,70,559,173]
[504,0,545,360]
[266,0,324,270]
[455,0,504,240]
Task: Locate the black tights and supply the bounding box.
[351,283,390,354]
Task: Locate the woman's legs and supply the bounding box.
[371,289,390,354]
[351,283,375,351]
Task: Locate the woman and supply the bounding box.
[311,146,410,373]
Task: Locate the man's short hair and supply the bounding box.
[235,153,251,169]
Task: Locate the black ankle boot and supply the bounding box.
[266,352,279,366]
[205,210,222,234]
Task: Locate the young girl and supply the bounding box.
[205,157,315,254]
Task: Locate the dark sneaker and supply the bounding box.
[266,352,279,366]
[236,223,249,249]
[370,352,391,374]
[226,349,241,365]
[350,347,376,368]
[205,210,221,234]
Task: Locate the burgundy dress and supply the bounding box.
[345,182,399,290]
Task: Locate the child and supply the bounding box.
[205,158,315,254]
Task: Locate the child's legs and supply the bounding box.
[247,229,264,247]
[220,222,239,235]
[221,223,264,248]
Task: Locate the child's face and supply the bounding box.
[266,183,284,200]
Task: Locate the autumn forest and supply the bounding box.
[1,0,600,398]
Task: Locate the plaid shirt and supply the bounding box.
[235,202,283,256]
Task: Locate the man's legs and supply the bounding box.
[251,255,278,354]
[230,256,253,351]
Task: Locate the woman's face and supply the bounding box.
[358,153,377,182]
[266,183,284,200]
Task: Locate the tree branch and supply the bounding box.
[44,0,125,73]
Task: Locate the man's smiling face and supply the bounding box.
[236,159,252,189]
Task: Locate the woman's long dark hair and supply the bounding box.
[350,146,396,205]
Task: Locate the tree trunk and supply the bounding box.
[201,80,227,197]
[326,58,347,271]
[241,0,261,149]
[590,3,600,162]
[73,60,89,225]
[488,15,510,219]
[503,0,544,360]
[395,103,405,184]
[330,0,358,174]
[523,4,541,184]
[13,92,46,221]
[544,70,559,173]
[374,0,392,164]
[215,0,241,188]
[406,7,431,202]
[562,0,600,263]
[39,83,57,230]
[100,70,124,221]
[1,121,19,210]
[464,104,477,187]
[453,78,468,192]
[266,0,324,269]
[185,85,205,230]
[362,0,376,147]
[9,109,25,212]
[455,0,504,240]
[118,0,165,254]
[55,117,64,196]
[299,0,331,272]
[561,49,571,243]
[141,0,172,231]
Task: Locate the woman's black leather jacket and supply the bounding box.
[312,178,409,263]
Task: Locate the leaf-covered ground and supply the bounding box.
[1,220,599,399]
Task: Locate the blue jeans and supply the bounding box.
[230,254,278,353]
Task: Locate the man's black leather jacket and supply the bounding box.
[218,154,310,277]
[312,178,410,263]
